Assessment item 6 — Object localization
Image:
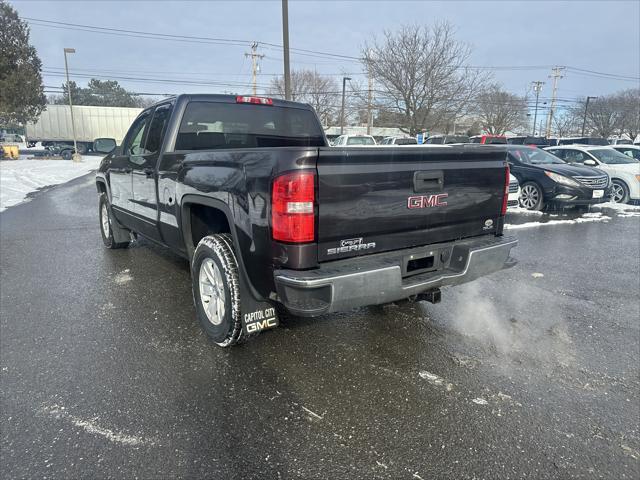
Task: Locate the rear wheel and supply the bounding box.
[99,193,130,249]
[519,182,545,210]
[610,180,630,204]
[191,234,243,347]
[61,149,73,160]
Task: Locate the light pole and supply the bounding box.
[63,47,80,162]
[531,81,544,135]
[581,96,597,136]
[340,76,351,135]
[281,0,291,100]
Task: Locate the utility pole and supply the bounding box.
[367,69,373,135]
[581,96,597,136]
[531,81,545,136]
[545,66,564,137]
[245,42,264,96]
[340,76,351,135]
[63,47,80,162]
[281,0,291,100]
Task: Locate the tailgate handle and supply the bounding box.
[413,171,443,192]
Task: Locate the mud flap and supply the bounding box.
[237,269,279,336]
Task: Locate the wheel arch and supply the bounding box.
[180,194,268,309]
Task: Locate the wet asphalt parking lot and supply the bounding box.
[1,173,639,479]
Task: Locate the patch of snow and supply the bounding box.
[113,269,133,285]
[41,403,152,446]
[506,207,544,216]
[418,371,454,391]
[472,398,489,405]
[531,272,544,278]
[0,157,102,212]
[592,202,640,212]
[618,212,640,218]
[505,215,611,229]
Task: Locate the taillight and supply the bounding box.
[236,96,273,105]
[272,171,315,243]
[501,164,510,216]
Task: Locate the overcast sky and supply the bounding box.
[12,0,640,111]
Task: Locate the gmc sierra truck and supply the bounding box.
[95,94,517,347]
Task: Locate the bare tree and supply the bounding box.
[552,108,581,137]
[363,23,488,135]
[616,88,640,141]
[473,84,528,135]
[582,95,621,138]
[270,70,339,126]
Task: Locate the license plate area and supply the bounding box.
[592,189,604,198]
[402,248,445,277]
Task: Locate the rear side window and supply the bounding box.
[145,104,173,154]
[175,101,325,151]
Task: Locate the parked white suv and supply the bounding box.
[508,173,520,208]
[380,136,417,145]
[545,145,640,204]
[332,135,377,146]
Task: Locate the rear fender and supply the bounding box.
[181,195,279,335]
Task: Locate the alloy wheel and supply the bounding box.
[610,183,625,203]
[520,184,540,209]
[199,258,226,326]
[101,203,110,237]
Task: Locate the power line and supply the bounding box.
[24,17,362,62]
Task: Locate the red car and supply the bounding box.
[470,135,507,144]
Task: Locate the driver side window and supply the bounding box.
[124,113,150,156]
[564,150,587,163]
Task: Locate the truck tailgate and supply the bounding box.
[316,146,507,262]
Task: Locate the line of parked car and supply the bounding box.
[328,134,640,208]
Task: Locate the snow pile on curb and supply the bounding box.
[591,202,640,212]
[505,212,612,230]
[0,157,102,212]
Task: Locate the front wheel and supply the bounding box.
[519,182,545,210]
[191,234,243,347]
[610,180,630,204]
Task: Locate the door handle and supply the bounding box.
[413,171,444,193]
[143,168,154,178]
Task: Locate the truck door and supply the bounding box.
[129,103,173,241]
[109,111,150,226]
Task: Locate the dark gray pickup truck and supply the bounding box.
[95,94,517,347]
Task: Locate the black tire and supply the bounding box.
[519,182,545,211]
[191,234,243,347]
[61,149,72,160]
[610,179,630,204]
[99,193,130,249]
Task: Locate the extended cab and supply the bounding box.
[95,94,517,347]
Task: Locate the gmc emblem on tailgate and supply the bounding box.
[407,193,448,209]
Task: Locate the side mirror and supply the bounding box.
[93,138,116,154]
[583,159,597,166]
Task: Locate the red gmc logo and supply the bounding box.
[407,193,448,209]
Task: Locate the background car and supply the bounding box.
[425,134,470,144]
[507,136,550,148]
[332,134,377,146]
[469,135,507,144]
[505,145,610,210]
[380,136,418,145]
[545,145,640,204]
[508,173,520,208]
[608,138,633,145]
[611,144,640,161]
[556,137,609,146]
